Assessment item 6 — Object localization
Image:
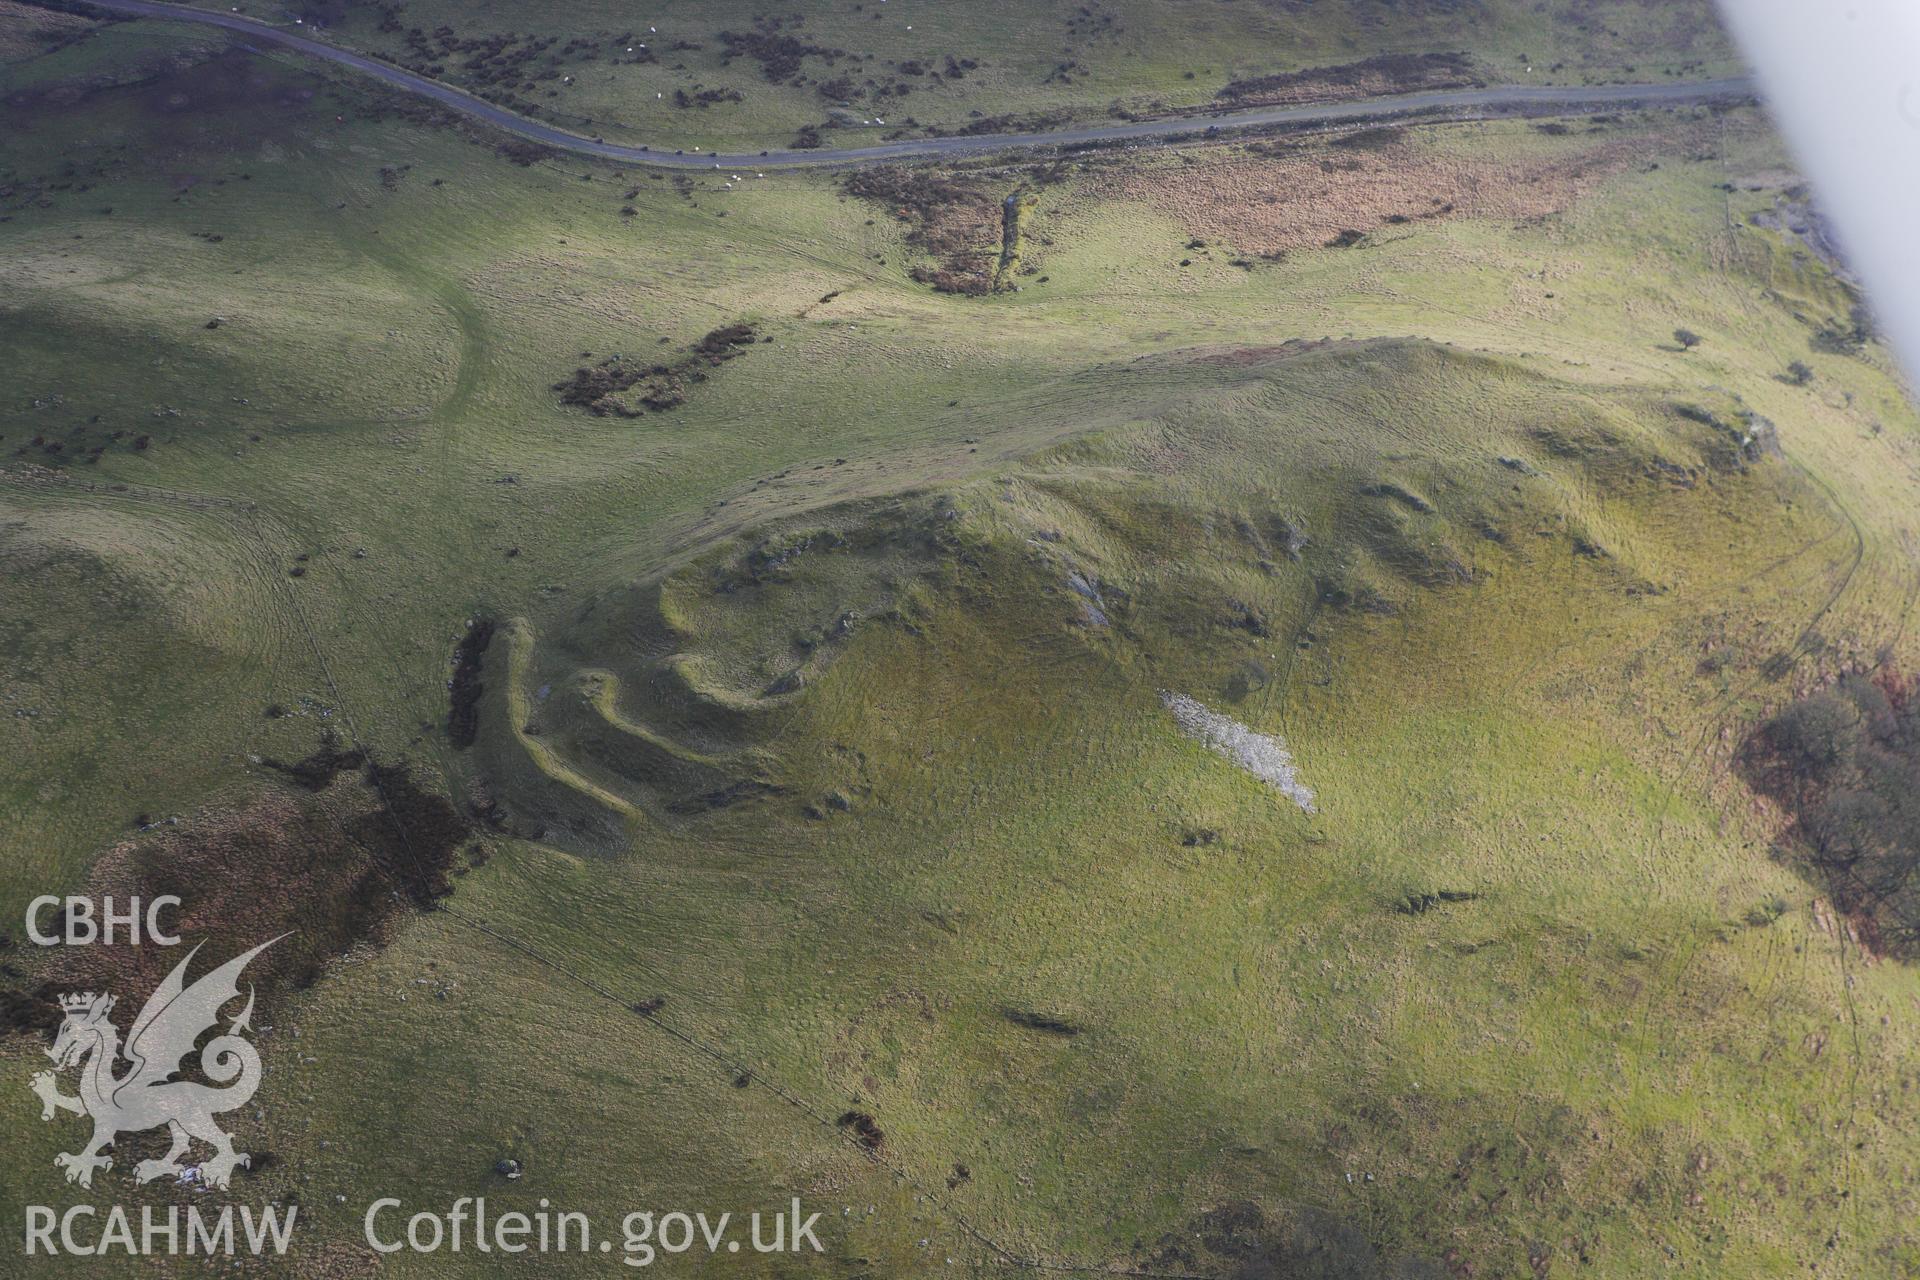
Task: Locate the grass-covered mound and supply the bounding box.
[438,338,1892,1274]
[483,336,1810,845]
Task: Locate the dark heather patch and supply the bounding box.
[1003,1008,1081,1036]
[448,618,496,749]
[836,1110,885,1151]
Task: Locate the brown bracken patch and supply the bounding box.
[1090,121,1708,257]
[0,751,469,1037]
[842,167,1002,295]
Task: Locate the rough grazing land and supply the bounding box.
[152,0,1739,150]
[3,19,1919,1280]
[0,0,92,62]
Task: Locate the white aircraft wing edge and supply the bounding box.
[1715,0,1920,381]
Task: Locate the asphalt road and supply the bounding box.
[78,0,1754,168]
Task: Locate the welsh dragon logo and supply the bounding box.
[29,937,281,1190]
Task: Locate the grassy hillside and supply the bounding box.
[3,16,1918,1279]
[159,0,1738,150]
